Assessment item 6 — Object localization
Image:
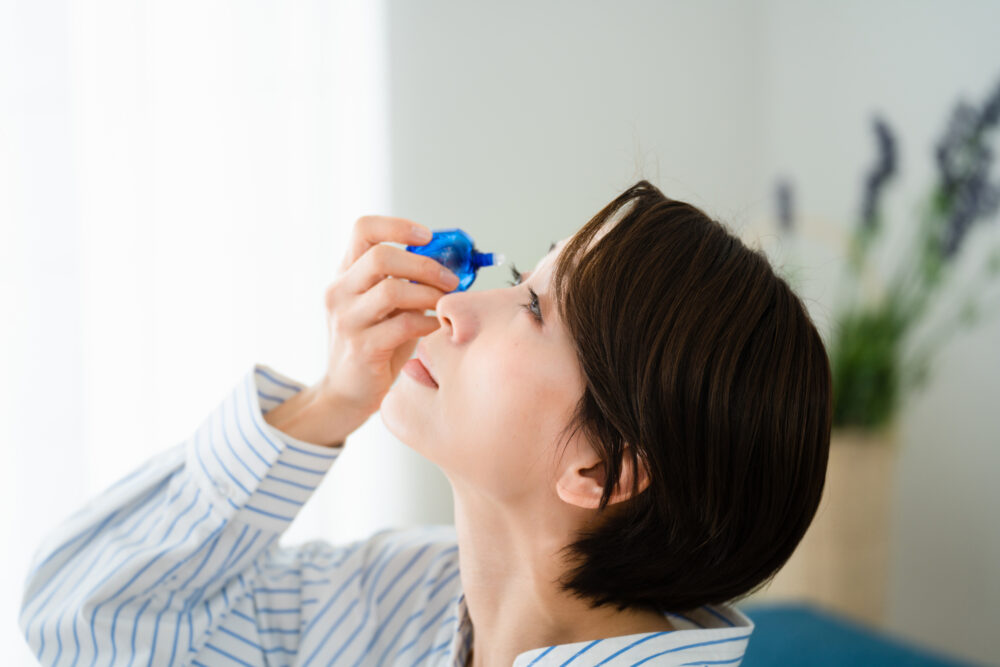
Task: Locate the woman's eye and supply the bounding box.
[506,264,542,323]
[522,288,543,323]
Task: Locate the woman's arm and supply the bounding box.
[261,377,361,448]
[18,363,344,666]
[19,216,460,665]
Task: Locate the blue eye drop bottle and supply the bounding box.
[405,228,505,293]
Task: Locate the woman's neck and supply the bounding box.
[452,491,675,667]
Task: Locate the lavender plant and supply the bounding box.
[776,76,1000,432]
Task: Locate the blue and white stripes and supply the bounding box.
[19,362,754,666]
[508,603,753,666]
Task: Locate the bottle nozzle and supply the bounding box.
[471,251,503,269]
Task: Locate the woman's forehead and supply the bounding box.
[533,237,569,272]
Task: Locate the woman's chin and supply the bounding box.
[379,380,423,442]
[381,381,448,468]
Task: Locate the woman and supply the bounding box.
[19,180,832,666]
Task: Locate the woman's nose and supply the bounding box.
[434,291,479,344]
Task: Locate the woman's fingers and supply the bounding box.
[342,242,459,294]
[339,277,447,330]
[337,215,433,274]
[362,310,442,362]
[316,214,450,426]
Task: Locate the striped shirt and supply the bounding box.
[19,363,755,666]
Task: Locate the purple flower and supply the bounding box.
[775,178,794,233]
[979,77,1000,130]
[941,156,1000,259]
[860,116,897,232]
[934,76,1000,260]
[935,100,979,193]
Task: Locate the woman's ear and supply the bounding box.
[556,448,650,509]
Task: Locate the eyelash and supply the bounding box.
[505,263,543,323]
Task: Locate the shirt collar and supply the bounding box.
[449,592,754,666]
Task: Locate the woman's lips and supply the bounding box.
[416,343,438,385]
[403,349,438,389]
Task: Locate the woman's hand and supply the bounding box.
[318,215,459,422]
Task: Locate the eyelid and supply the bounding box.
[526,287,543,323]
[507,263,544,324]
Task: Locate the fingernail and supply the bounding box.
[440,267,459,286]
[411,225,432,243]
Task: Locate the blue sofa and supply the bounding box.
[735,601,984,666]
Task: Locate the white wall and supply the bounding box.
[382,1,1000,664]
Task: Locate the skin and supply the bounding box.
[380,237,675,667]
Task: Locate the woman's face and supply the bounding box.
[380,237,587,507]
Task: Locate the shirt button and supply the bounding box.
[213,477,231,496]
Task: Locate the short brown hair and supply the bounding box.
[550,179,832,614]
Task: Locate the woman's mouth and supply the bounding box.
[402,356,438,389]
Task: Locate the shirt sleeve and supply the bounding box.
[18,363,348,666]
